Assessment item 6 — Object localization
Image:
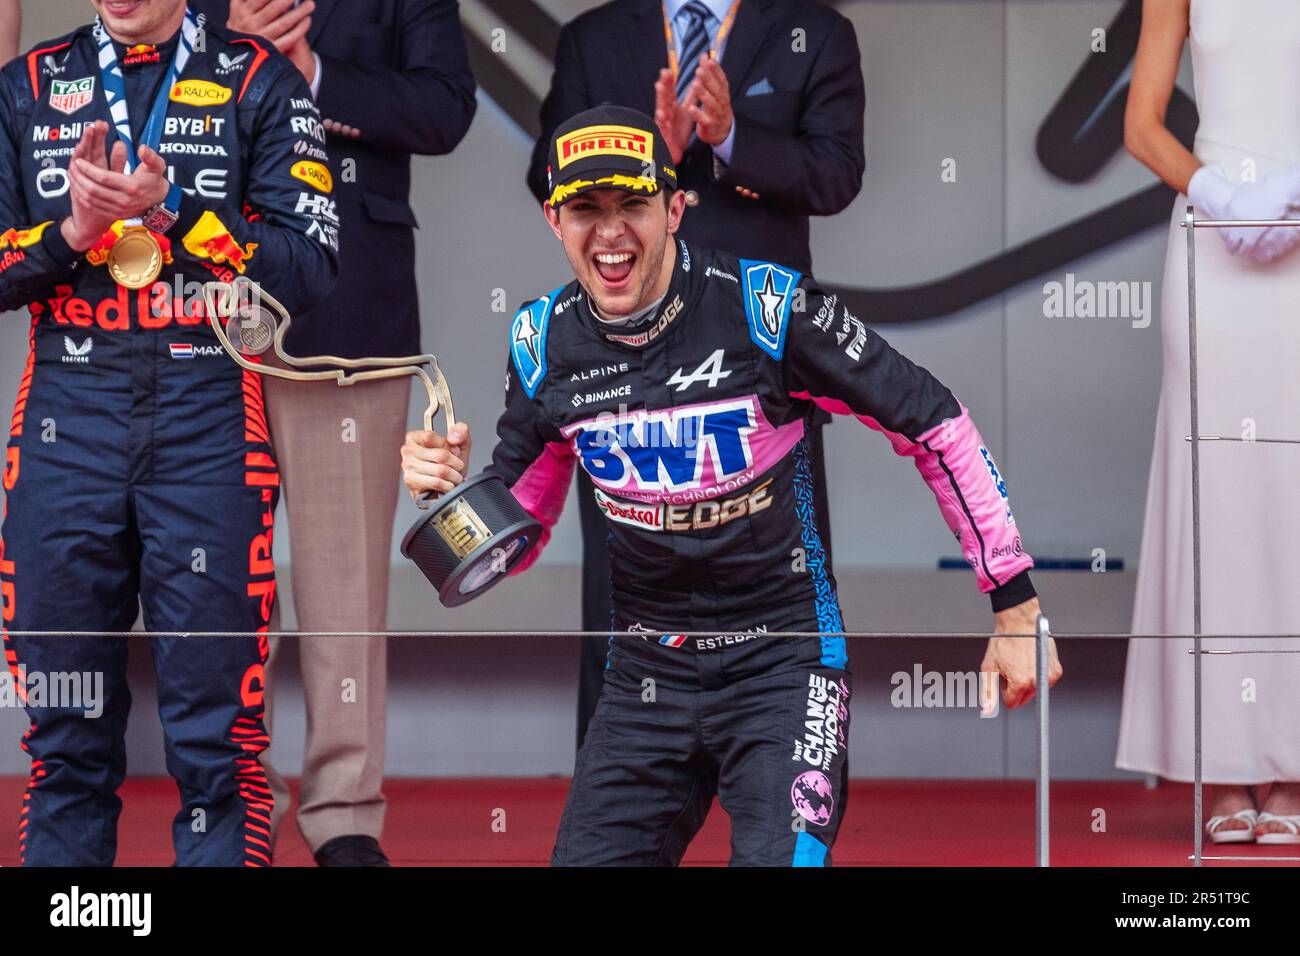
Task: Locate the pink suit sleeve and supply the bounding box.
[506,439,577,575]
[791,392,1032,594]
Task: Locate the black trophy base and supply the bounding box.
[401,473,542,608]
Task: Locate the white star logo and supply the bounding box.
[755,269,785,337]
[514,310,540,368]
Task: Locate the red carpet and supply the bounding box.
[1,776,1295,866]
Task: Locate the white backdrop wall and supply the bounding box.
[1,1,1179,778]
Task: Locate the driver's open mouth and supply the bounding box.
[593,251,636,288]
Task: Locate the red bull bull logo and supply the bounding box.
[181,211,257,273]
[123,44,161,67]
[83,222,173,270]
[0,222,53,251]
[83,222,125,267]
[0,222,53,275]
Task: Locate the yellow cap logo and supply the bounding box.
[170,80,232,106]
[555,125,652,170]
[291,161,334,193]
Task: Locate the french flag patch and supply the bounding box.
[169,343,195,359]
[659,634,688,648]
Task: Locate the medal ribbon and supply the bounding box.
[93,5,203,224]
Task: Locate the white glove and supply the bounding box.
[1188,164,1300,263]
[1226,164,1300,262]
[1188,165,1253,257]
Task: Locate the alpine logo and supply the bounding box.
[667,348,731,392]
[565,397,758,494]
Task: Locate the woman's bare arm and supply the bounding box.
[0,0,20,64]
[1125,0,1200,194]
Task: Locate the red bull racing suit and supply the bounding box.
[487,240,1035,866]
[0,18,338,865]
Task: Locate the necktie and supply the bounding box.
[675,1,715,100]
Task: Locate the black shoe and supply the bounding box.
[313,835,391,867]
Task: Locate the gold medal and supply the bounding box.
[107,226,163,290]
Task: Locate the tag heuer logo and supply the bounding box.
[50,77,95,116]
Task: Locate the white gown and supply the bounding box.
[1116,0,1300,783]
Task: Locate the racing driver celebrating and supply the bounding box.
[401,106,1062,866]
[0,0,337,865]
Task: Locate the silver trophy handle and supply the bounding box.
[202,280,456,509]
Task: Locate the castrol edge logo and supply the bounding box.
[556,125,651,169]
[593,488,662,530]
[170,80,232,106]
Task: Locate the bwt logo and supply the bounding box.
[565,399,758,493]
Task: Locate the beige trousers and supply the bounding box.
[262,372,411,852]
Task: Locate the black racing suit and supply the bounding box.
[488,240,1035,865]
[0,18,337,865]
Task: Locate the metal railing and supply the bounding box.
[1180,209,1300,866]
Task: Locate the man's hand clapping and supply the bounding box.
[687,55,734,149]
[228,0,317,84]
[61,120,170,252]
[653,56,735,166]
[654,68,695,165]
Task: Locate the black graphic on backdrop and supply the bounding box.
[468,0,1194,323]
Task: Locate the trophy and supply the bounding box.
[202,279,542,608]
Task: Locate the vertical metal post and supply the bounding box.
[1184,205,1204,868]
[1036,612,1051,867]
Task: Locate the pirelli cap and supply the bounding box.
[546,105,678,208]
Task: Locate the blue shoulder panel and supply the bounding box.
[739,259,802,360]
[508,285,566,399]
